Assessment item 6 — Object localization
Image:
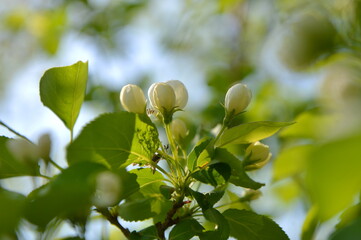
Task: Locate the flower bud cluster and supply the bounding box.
[120,80,188,121]
[243,141,272,171]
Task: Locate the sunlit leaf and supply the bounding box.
[169,218,204,240]
[187,137,213,171]
[306,133,361,220]
[130,168,165,196]
[214,148,264,190]
[273,144,313,181]
[215,121,294,147]
[67,112,160,169]
[223,209,289,240]
[0,136,40,178]
[301,206,319,240]
[40,61,88,131]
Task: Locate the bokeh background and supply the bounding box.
[1,0,361,239]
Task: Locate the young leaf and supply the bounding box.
[214,148,264,190]
[67,112,160,169]
[215,121,294,147]
[169,218,204,240]
[223,209,290,240]
[130,168,165,196]
[200,208,230,240]
[118,197,155,221]
[39,61,88,131]
[189,187,225,211]
[192,162,231,187]
[187,137,213,171]
[0,136,40,178]
[0,188,26,234]
[24,162,106,229]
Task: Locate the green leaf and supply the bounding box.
[200,208,230,240]
[301,206,319,240]
[0,188,26,234]
[189,187,225,211]
[306,133,361,220]
[223,209,289,240]
[330,216,361,240]
[169,218,204,240]
[273,144,313,181]
[24,162,106,229]
[130,226,158,240]
[0,136,40,178]
[215,121,294,147]
[214,148,264,190]
[187,137,213,171]
[67,112,160,169]
[118,197,155,221]
[192,162,231,186]
[39,61,88,131]
[130,168,165,196]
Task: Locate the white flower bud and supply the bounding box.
[171,119,188,141]
[165,80,188,109]
[225,83,252,115]
[148,82,176,113]
[92,171,121,207]
[244,141,272,171]
[120,84,147,114]
[37,133,51,160]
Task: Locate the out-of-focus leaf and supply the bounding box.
[0,136,39,178]
[67,112,159,169]
[223,209,289,240]
[306,133,361,220]
[273,144,313,181]
[279,109,338,140]
[169,218,204,240]
[214,148,264,190]
[330,216,361,240]
[216,121,294,147]
[24,162,106,229]
[0,188,26,234]
[301,206,319,240]
[40,61,88,131]
[192,162,231,186]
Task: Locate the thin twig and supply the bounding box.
[96,208,131,239]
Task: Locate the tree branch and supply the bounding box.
[96,208,131,239]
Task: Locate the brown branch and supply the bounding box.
[156,200,186,239]
[96,208,131,238]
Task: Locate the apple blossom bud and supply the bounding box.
[166,80,188,109]
[148,82,176,113]
[225,83,252,115]
[120,84,147,114]
[244,141,272,171]
[6,139,39,163]
[92,171,121,207]
[37,133,51,160]
[171,119,188,142]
